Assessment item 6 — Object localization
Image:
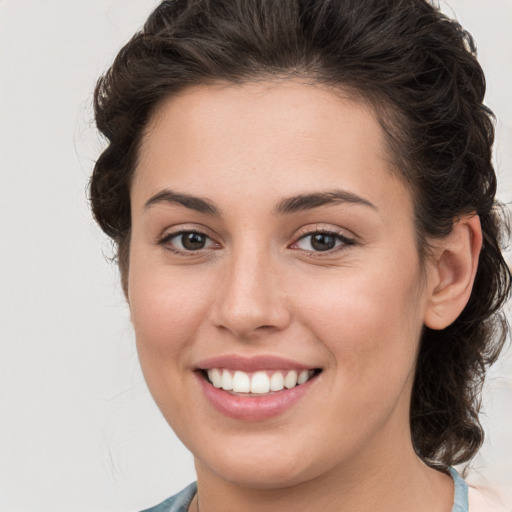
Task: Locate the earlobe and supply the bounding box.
[424,215,483,330]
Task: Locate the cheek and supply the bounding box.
[127,259,217,423]
[294,256,425,394]
[128,251,214,367]
[131,282,197,351]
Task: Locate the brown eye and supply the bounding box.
[180,232,207,250]
[161,230,217,253]
[293,231,354,253]
[310,233,336,251]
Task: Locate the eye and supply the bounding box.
[160,230,217,253]
[292,231,354,252]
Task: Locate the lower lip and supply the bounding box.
[196,372,317,421]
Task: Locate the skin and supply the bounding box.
[128,81,481,512]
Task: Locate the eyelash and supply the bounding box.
[158,229,355,257]
[291,230,355,256]
[158,230,218,256]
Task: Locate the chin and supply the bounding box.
[208,458,312,489]
[194,434,331,489]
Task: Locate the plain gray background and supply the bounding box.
[1,1,511,511]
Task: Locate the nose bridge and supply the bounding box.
[213,239,289,337]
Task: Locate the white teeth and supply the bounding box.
[208,368,222,388]
[284,370,298,389]
[251,371,270,394]
[269,371,284,391]
[232,371,251,393]
[297,369,309,385]
[221,369,233,390]
[207,368,316,394]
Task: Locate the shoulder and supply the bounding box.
[449,467,510,512]
[468,485,510,512]
[139,482,197,512]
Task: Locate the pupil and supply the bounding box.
[311,233,335,251]
[182,232,206,250]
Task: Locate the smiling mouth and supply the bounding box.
[200,368,322,395]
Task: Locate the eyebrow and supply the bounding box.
[143,188,376,216]
[144,189,220,215]
[273,190,377,215]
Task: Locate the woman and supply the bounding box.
[90,0,511,510]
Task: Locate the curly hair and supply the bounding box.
[90,0,511,466]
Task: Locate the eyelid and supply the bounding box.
[156,222,219,243]
[292,224,356,241]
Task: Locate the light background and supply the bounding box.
[0,1,511,511]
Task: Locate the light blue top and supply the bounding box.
[450,466,470,512]
[140,481,197,512]
[140,467,469,512]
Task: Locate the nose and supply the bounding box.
[211,247,291,340]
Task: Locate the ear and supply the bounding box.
[423,214,482,330]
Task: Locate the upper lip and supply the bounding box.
[195,354,318,372]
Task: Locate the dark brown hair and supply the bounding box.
[90,0,510,466]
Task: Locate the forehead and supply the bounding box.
[139,80,385,161]
[133,80,408,215]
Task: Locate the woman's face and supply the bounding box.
[129,81,433,487]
